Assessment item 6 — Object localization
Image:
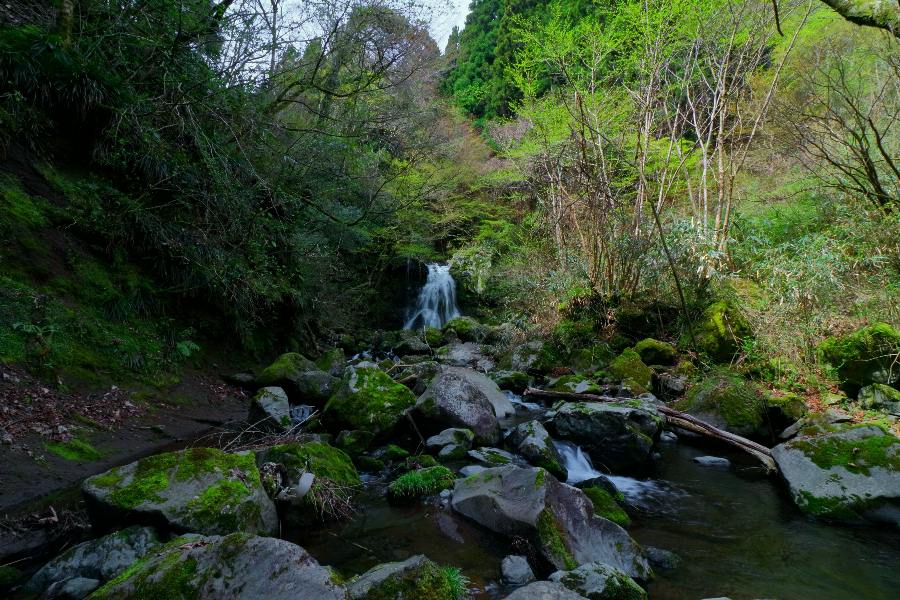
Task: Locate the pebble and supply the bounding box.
[693,455,731,468]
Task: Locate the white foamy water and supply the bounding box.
[554,440,682,507]
[403,263,461,329]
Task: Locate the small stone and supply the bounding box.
[459,465,485,477]
[693,456,731,468]
[501,555,535,585]
[659,431,678,443]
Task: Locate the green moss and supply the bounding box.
[676,369,767,433]
[44,437,102,461]
[336,430,375,456]
[569,344,616,373]
[257,352,316,385]
[183,479,258,534]
[384,444,410,460]
[359,559,468,600]
[0,174,47,230]
[387,466,455,500]
[90,537,201,600]
[443,316,487,342]
[819,323,900,396]
[608,348,653,394]
[789,429,900,476]
[796,491,860,520]
[405,454,439,470]
[687,300,752,362]
[258,442,359,487]
[355,456,387,472]
[583,487,631,527]
[323,367,416,435]
[548,374,602,395]
[634,338,677,366]
[0,565,23,589]
[536,509,577,570]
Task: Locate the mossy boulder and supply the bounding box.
[490,370,532,394]
[688,300,752,362]
[548,375,603,395]
[335,429,376,455]
[412,369,502,445]
[88,533,346,599]
[387,466,455,501]
[772,425,900,524]
[451,466,650,579]
[507,420,568,481]
[248,386,291,431]
[346,554,466,600]
[83,448,278,536]
[257,352,338,404]
[549,561,647,600]
[569,344,616,373]
[858,384,900,415]
[442,316,489,343]
[315,348,347,377]
[255,442,359,489]
[818,323,900,396]
[634,338,677,366]
[323,367,417,437]
[675,370,769,437]
[607,349,653,394]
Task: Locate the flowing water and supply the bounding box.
[403,263,461,329]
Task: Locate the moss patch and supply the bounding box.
[548,375,602,395]
[676,369,767,434]
[688,300,752,362]
[323,367,416,435]
[90,536,200,599]
[44,437,102,461]
[583,487,631,527]
[536,509,577,570]
[257,442,359,486]
[359,559,468,600]
[387,466,455,500]
[789,428,900,476]
[818,323,900,396]
[634,338,677,366]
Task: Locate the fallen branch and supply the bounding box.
[524,387,777,473]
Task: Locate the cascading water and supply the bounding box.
[403,263,461,329]
[554,440,677,506]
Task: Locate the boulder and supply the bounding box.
[548,375,603,395]
[674,370,769,437]
[26,527,159,596]
[256,352,338,404]
[550,400,663,473]
[347,554,465,600]
[315,348,347,377]
[443,316,490,343]
[426,428,475,459]
[633,338,677,366]
[550,562,647,600]
[393,360,441,396]
[490,370,532,394]
[247,387,291,431]
[858,384,900,416]
[507,420,567,481]
[435,342,496,372]
[440,366,515,418]
[506,341,545,373]
[412,369,503,445]
[818,323,900,396]
[44,576,100,599]
[607,349,653,394]
[323,366,417,438]
[83,448,278,536]
[467,447,525,467]
[395,333,431,357]
[502,580,587,599]
[88,533,346,599]
[501,555,535,585]
[451,466,650,578]
[772,425,900,524]
[688,301,752,362]
[657,373,687,396]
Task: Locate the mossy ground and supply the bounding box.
[258,442,360,486]
[688,300,752,362]
[388,465,455,500]
[43,437,102,461]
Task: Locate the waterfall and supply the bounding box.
[403,263,461,329]
[554,440,604,484]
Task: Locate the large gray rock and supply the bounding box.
[549,562,647,600]
[82,448,279,536]
[772,425,900,524]
[26,527,159,596]
[507,341,545,373]
[501,555,535,585]
[88,533,346,599]
[508,420,567,481]
[346,554,458,599]
[436,341,496,372]
[413,369,503,444]
[248,386,291,431]
[451,466,650,579]
[426,428,475,460]
[445,366,516,419]
[43,576,100,599]
[550,401,663,473]
[858,384,900,416]
[503,581,587,599]
[257,352,338,404]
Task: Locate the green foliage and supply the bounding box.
[43,437,102,462]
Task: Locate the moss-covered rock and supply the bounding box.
[582,487,630,527]
[489,370,532,394]
[508,420,568,481]
[819,323,900,396]
[256,442,359,489]
[88,533,347,599]
[858,384,900,415]
[355,456,386,472]
[323,367,417,437]
[387,466,455,501]
[257,352,338,404]
[83,448,278,536]
[346,555,467,600]
[688,300,752,362]
[607,349,653,394]
[548,375,603,395]
[675,370,769,437]
[634,338,677,366]
[773,424,900,524]
[335,430,376,456]
[442,316,489,343]
[315,348,347,377]
[569,343,616,373]
[549,561,647,600]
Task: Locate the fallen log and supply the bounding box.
[524,387,777,473]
